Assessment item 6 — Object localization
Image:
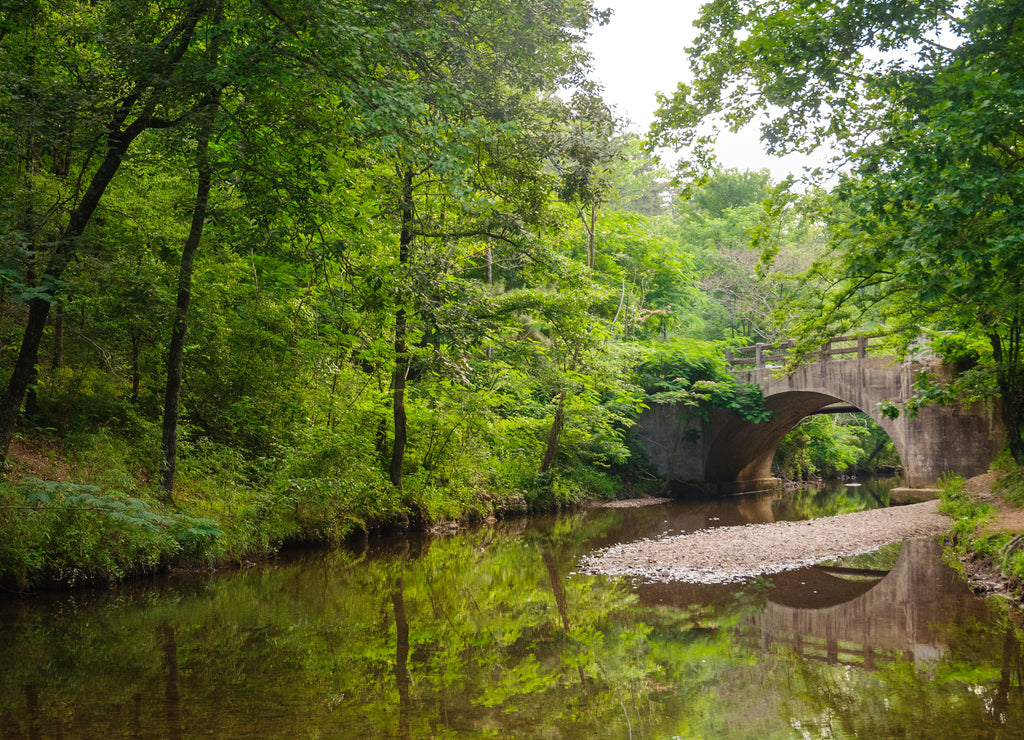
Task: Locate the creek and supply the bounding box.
[1,478,1022,739]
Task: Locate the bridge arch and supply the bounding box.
[703,389,904,490]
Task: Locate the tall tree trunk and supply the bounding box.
[585,202,598,269]
[160,100,218,496]
[160,0,222,497]
[540,345,582,473]
[131,333,142,403]
[51,305,63,372]
[485,242,493,362]
[0,294,60,459]
[389,168,414,490]
[24,366,38,419]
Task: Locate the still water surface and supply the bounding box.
[2,479,1023,738]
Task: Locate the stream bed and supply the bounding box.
[2,478,1022,738]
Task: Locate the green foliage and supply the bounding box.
[881,334,999,423]
[0,0,765,588]
[638,340,771,423]
[653,169,823,343]
[648,0,954,177]
[690,169,772,217]
[525,462,623,512]
[824,541,904,571]
[773,416,873,480]
[935,466,1024,599]
[941,463,1024,585]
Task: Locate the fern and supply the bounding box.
[11,477,224,541]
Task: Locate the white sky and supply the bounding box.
[584,0,831,182]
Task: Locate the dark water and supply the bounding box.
[1,479,1022,739]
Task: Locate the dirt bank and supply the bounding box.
[580,499,950,584]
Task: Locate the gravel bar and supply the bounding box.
[580,499,950,584]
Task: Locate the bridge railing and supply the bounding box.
[726,334,885,369]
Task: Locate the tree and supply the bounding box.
[334,0,607,492]
[651,0,1024,460]
[647,169,820,343]
[648,0,959,179]
[160,0,223,497]
[554,91,619,270]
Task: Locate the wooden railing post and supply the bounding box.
[857,336,867,358]
[755,343,765,368]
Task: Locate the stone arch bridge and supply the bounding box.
[635,336,1005,495]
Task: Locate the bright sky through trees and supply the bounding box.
[585,0,832,180]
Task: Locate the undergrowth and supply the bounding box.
[939,463,1024,589]
[0,418,629,590]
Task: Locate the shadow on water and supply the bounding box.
[1,477,1022,738]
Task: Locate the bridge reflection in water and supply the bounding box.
[638,537,987,671]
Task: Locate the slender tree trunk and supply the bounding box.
[389,168,414,490]
[485,242,493,362]
[991,328,1024,464]
[19,71,42,427]
[540,390,566,473]
[540,345,582,473]
[585,202,598,269]
[131,333,142,403]
[160,0,222,496]
[160,106,218,495]
[51,306,63,372]
[391,303,408,487]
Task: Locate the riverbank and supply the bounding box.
[0,428,651,590]
[5,419,1024,600]
[942,471,1024,605]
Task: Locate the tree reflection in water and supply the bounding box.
[0,501,1021,739]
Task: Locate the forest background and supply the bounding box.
[1,0,1018,590]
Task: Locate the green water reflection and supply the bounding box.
[1,487,1022,739]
